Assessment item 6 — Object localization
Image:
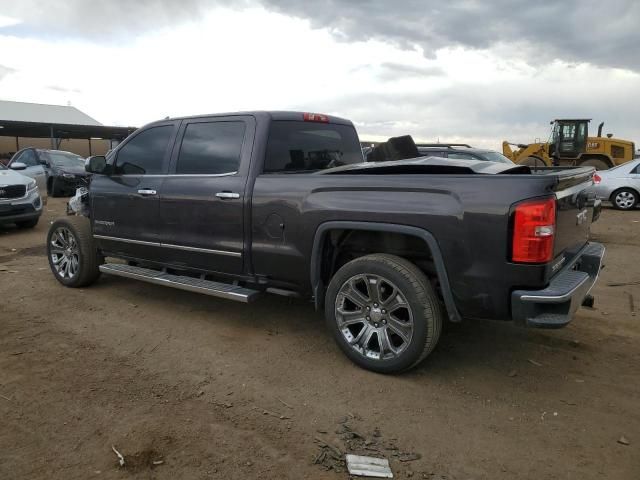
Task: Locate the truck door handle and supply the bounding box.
[215,192,240,199]
[137,189,157,196]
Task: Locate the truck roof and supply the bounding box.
[149,111,354,126]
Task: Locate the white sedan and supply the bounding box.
[591,159,640,210]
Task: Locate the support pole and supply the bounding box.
[50,126,55,149]
[15,136,19,151]
[88,138,92,156]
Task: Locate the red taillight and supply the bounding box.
[593,173,601,184]
[303,112,329,123]
[511,197,556,263]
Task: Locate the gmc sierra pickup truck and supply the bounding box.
[46,111,604,373]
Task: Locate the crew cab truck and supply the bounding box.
[46,111,604,373]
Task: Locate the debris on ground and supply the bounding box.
[528,359,543,367]
[111,445,125,467]
[508,369,518,377]
[346,454,393,478]
[313,437,344,472]
[626,292,635,315]
[313,417,428,477]
[252,406,290,419]
[617,436,630,446]
[277,397,293,409]
[398,452,422,462]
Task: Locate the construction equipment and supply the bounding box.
[503,119,636,170]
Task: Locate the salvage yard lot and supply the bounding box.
[1,198,639,480]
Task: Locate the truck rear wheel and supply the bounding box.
[325,254,443,373]
[47,216,101,287]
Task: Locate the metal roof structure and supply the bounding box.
[0,100,136,145]
[0,100,102,125]
[0,120,135,141]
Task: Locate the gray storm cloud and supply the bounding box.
[1,0,639,71]
[260,0,640,72]
[1,0,638,145]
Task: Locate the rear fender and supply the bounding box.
[310,221,462,322]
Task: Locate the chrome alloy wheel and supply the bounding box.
[49,226,80,279]
[615,190,636,209]
[335,274,414,361]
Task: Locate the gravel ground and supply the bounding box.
[0,197,638,480]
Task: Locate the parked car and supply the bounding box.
[8,148,88,197]
[5,154,47,202]
[46,111,603,373]
[0,161,43,228]
[590,159,640,210]
[416,144,515,163]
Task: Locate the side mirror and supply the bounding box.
[85,155,107,174]
[10,162,27,171]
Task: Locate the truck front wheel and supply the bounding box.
[47,216,101,287]
[325,254,443,373]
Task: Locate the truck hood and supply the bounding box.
[321,157,531,175]
[0,169,33,186]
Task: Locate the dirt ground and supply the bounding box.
[0,197,638,480]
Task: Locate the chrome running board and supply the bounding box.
[99,263,260,303]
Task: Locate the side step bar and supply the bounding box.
[99,263,260,303]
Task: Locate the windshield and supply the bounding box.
[478,151,514,164]
[40,151,85,168]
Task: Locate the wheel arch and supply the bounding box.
[610,186,640,202]
[310,221,461,322]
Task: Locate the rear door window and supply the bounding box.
[175,121,245,175]
[264,121,363,173]
[115,125,174,175]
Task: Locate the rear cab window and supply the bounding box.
[264,121,363,173]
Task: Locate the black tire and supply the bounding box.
[580,158,610,170]
[518,156,546,168]
[47,216,101,287]
[610,188,638,210]
[325,253,443,373]
[16,217,39,229]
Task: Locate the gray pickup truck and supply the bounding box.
[46,111,604,373]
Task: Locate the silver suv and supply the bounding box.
[0,162,43,228]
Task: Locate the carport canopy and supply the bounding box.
[0,119,135,141]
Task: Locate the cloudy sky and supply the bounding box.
[0,0,638,148]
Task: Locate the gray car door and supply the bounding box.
[158,115,255,275]
[91,122,179,262]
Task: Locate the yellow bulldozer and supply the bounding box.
[503,119,636,170]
